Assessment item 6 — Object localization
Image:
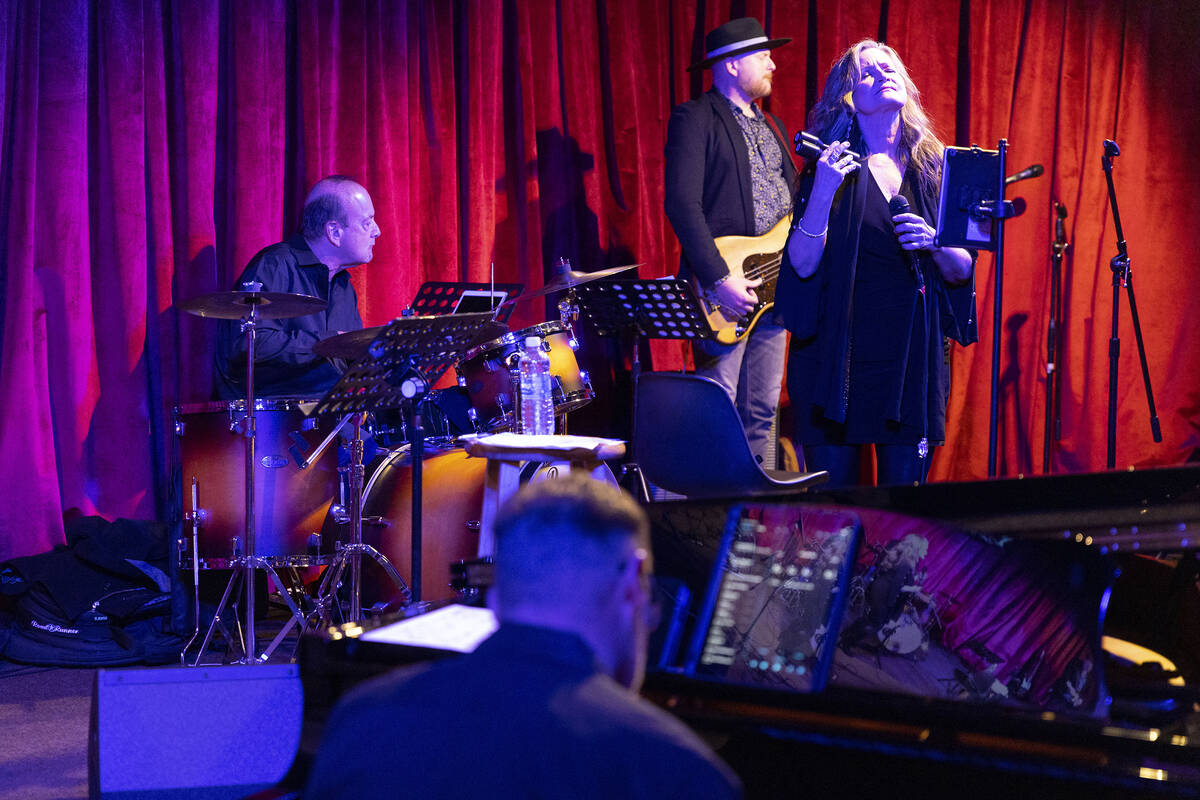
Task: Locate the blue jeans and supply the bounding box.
[693,317,787,464]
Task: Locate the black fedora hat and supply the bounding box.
[688,17,791,72]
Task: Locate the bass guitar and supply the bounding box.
[691,213,790,345]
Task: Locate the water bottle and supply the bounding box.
[518,336,555,435]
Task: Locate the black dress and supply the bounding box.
[776,162,977,449]
[843,170,930,444]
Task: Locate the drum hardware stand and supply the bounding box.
[179,284,325,665]
[179,476,204,664]
[309,412,413,627]
[1100,139,1161,468]
[309,311,497,623]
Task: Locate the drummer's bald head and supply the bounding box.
[300,175,361,241]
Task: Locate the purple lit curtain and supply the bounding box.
[2,0,1199,560]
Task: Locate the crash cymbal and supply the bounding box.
[312,320,510,361]
[509,263,642,302]
[179,290,327,320]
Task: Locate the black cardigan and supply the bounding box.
[664,87,796,287]
[775,162,977,439]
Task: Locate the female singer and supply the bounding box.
[776,40,977,488]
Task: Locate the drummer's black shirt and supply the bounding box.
[214,235,363,400]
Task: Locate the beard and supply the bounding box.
[741,72,773,101]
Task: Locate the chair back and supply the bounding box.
[633,372,770,498]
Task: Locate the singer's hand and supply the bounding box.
[709,274,762,317]
[813,141,858,198]
[892,212,938,251]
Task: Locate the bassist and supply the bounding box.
[664,17,795,464]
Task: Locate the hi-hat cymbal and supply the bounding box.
[508,263,642,302]
[179,290,327,320]
[312,320,511,361]
[312,326,385,360]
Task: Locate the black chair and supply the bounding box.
[632,372,827,499]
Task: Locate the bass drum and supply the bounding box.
[879,610,927,656]
[324,444,487,607]
[320,447,618,608]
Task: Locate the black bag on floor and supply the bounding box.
[0,516,183,667]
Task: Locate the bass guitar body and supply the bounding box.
[692,213,791,345]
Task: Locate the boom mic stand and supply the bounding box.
[1100,139,1162,468]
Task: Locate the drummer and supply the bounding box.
[214,175,381,400]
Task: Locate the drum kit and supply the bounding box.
[175,264,638,664]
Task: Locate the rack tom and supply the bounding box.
[455,321,593,431]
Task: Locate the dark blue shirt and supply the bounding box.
[214,235,362,400]
[305,623,743,799]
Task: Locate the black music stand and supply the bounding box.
[573,278,713,487]
[311,311,497,622]
[575,277,713,340]
[409,281,523,322]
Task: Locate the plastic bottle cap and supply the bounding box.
[525,336,540,347]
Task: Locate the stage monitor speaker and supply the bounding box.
[89,663,302,799]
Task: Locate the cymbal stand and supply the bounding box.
[188,298,308,665]
[310,412,412,627]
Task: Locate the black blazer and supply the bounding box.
[664,87,796,287]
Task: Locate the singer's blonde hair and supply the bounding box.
[808,40,945,196]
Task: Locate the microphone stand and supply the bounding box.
[1042,202,1069,473]
[1100,139,1162,469]
[986,140,1009,478]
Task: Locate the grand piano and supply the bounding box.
[298,464,1200,798]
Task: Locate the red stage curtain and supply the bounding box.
[2,0,1198,559]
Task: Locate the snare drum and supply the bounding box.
[455,321,594,431]
[175,399,339,568]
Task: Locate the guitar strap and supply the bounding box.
[762,111,798,174]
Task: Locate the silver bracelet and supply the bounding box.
[795,219,827,238]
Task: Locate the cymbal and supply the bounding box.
[312,320,511,361]
[509,263,642,302]
[312,326,384,360]
[179,290,327,320]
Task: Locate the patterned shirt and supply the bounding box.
[725,96,792,235]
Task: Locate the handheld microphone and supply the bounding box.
[888,194,911,217]
[1004,163,1044,185]
[1054,202,1067,244]
[888,195,924,289]
[793,130,863,163]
